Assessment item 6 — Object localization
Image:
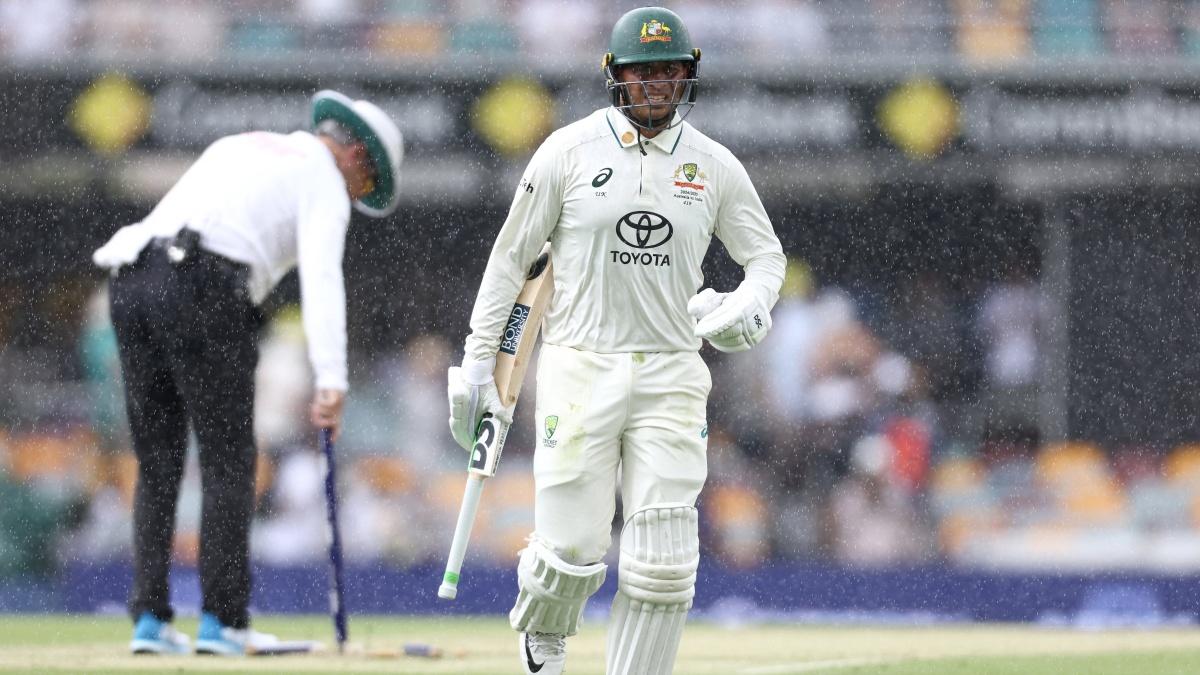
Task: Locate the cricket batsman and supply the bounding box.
[447,6,785,674]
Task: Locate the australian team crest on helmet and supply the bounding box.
[640,20,673,43]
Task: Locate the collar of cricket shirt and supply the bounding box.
[605,107,684,155]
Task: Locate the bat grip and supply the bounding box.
[438,473,486,600]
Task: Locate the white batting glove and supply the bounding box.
[688,289,749,352]
[687,288,726,323]
[447,357,513,452]
[689,284,773,353]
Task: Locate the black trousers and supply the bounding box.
[110,244,262,629]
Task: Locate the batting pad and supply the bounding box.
[606,504,700,675]
[509,540,608,636]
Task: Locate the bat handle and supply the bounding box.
[438,473,486,600]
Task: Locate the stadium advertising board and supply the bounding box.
[4,69,1200,176]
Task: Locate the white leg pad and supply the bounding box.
[509,540,608,636]
[605,504,700,675]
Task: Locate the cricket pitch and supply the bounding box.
[0,614,1198,674]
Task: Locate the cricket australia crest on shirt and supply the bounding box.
[543,415,559,448]
[672,162,707,206]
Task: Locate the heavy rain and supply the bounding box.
[0,1,1199,673]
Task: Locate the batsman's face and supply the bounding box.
[616,60,690,125]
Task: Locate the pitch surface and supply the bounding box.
[0,615,1198,674]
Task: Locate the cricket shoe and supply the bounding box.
[194,612,280,656]
[129,611,191,655]
[521,631,566,674]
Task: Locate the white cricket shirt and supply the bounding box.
[93,131,352,391]
[465,107,786,361]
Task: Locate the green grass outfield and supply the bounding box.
[0,615,1199,674]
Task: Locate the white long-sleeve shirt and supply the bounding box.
[465,107,786,361]
[93,131,352,391]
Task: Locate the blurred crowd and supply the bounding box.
[2,0,1200,580]
[0,0,1197,64]
[10,250,1199,580]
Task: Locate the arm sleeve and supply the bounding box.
[714,157,786,307]
[297,181,351,392]
[463,138,563,362]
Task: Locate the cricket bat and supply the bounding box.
[438,243,553,601]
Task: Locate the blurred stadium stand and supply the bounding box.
[3,0,1200,624]
[3,1,1200,67]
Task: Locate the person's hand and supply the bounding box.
[310,388,346,441]
[689,284,773,352]
[687,288,726,324]
[447,357,513,452]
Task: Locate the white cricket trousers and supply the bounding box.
[531,343,711,565]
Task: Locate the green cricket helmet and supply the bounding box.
[602,6,701,133]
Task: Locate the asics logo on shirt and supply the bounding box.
[592,168,613,187]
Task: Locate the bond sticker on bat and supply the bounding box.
[499,303,532,355]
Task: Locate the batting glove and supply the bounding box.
[447,356,513,452]
[689,284,774,353]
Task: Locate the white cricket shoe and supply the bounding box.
[520,632,566,674]
[129,612,191,655]
[194,612,280,656]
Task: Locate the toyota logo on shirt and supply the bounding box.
[615,211,673,249]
